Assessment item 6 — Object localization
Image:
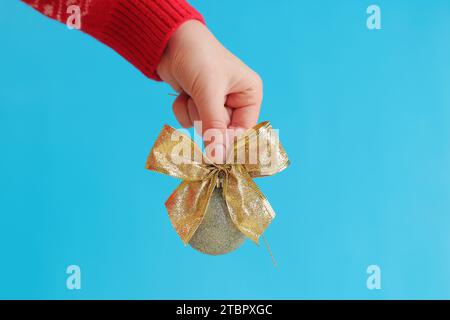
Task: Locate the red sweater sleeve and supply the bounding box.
[22,0,204,80]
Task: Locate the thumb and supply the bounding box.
[193,89,230,164]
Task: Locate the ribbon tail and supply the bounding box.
[165,178,216,244]
[223,165,275,244]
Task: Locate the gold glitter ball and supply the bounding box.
[189,187,246,255]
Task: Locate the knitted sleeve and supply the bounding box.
[21,0,205,80]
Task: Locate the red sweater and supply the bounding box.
[22,0,204,80]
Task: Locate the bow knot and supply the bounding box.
[206,164,232,188]
[146,122,290,244]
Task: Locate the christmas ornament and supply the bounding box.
[188,187,246,255]
[145,122,289,255]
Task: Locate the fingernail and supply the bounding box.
[207,143,226,164]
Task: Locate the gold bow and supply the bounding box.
[145,121,290,244]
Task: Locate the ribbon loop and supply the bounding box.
[146,125,210,181]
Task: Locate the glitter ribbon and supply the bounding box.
[145,121,290,244]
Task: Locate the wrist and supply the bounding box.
[104,0,204,81]
[158,20,213,80]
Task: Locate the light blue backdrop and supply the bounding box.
[1,0,449,299]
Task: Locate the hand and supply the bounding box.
[157,20,263,163]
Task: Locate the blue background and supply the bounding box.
[1,0,450,299]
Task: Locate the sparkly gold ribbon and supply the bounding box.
[145,121,290,244]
